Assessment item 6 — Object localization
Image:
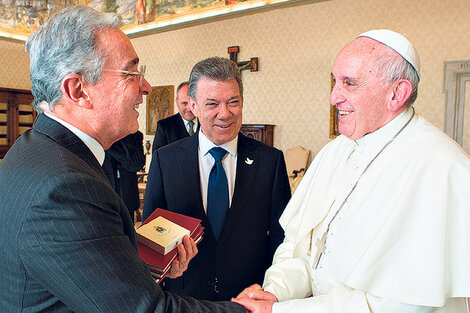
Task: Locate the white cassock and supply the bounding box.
[263,108,470,313]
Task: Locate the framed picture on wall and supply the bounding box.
[146,85,174,135]
[329,105,339,138]
[329,76,339,139]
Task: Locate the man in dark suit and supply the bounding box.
[143,57,291,301]
[0,6,243,313]
[104,130,145,221]
[152,82,198,152]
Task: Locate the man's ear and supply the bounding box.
[60,74,91,108]
[389,79,412,112]
[189,97,198,117]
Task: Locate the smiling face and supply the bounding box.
[190,77,243,145]
[330,37,398,140]
[85,28,151,146]
[176,84,195,121]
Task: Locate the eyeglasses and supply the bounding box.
[104,64,146,87]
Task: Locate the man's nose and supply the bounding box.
[329,82,343,106]
[217,103,231,118]
[141,78,152,95]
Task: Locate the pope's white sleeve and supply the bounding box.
[262,242,312,302]
[271,284,432,313]
[262,218,313,302]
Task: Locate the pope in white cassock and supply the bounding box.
[233,29,470,313]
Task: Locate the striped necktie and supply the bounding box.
[188,120,195,135]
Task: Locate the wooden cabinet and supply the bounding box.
[240,124,275,146]
[0,88,36,160]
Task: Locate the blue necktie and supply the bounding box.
[207,147,229,239]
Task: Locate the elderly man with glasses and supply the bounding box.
[0,5,244,313]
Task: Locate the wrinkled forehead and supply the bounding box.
[342,37,397,60]
[97,28,139,69]
[332,37,397,77]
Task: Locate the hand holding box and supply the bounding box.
[136,216,190,255]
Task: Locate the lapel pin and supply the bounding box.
[245,158,253,165]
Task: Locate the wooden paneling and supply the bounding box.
[0,88,35,158]
[240,124,275,146]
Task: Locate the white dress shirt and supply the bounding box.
[44,112,105,165]
[198,131,237,213]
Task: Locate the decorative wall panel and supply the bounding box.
[0,40,30,90]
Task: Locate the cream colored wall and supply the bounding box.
[0,40,30,90]
[132,0,470,162]
[2,0,470,163]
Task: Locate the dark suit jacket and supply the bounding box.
[152,113,198,152]
[0,114,243,313]
[105,131,145,214]
[143,133,291,301]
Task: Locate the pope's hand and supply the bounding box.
[235,284,263,299]
[233,285,278,313]
[231,288,277,313]
[167,235,197,278]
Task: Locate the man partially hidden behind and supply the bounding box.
[103,130,145,222]
[152,81,198,152]
[234,30,470,312]
[143,57,291,301]
[0,5,244,313]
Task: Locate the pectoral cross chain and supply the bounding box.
[313,230,328,269]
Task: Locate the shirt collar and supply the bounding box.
[354,106,414,149]
[44,112,105,165]
[198,131,238,157]
[180,115,197,126]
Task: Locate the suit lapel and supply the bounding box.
[33,114,107,181]
[219,134,259,241]
[175,134,208,224]
[175,113,190,140]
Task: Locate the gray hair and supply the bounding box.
[188,57,243,101]
[376,53,420,106]
[25,5,121,112]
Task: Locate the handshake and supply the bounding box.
[231,284,278,313]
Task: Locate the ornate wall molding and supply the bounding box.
[444,60,470,146]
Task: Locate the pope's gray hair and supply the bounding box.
[375,53,420,106]
[25,5,121,112]
[188,57,243,102]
